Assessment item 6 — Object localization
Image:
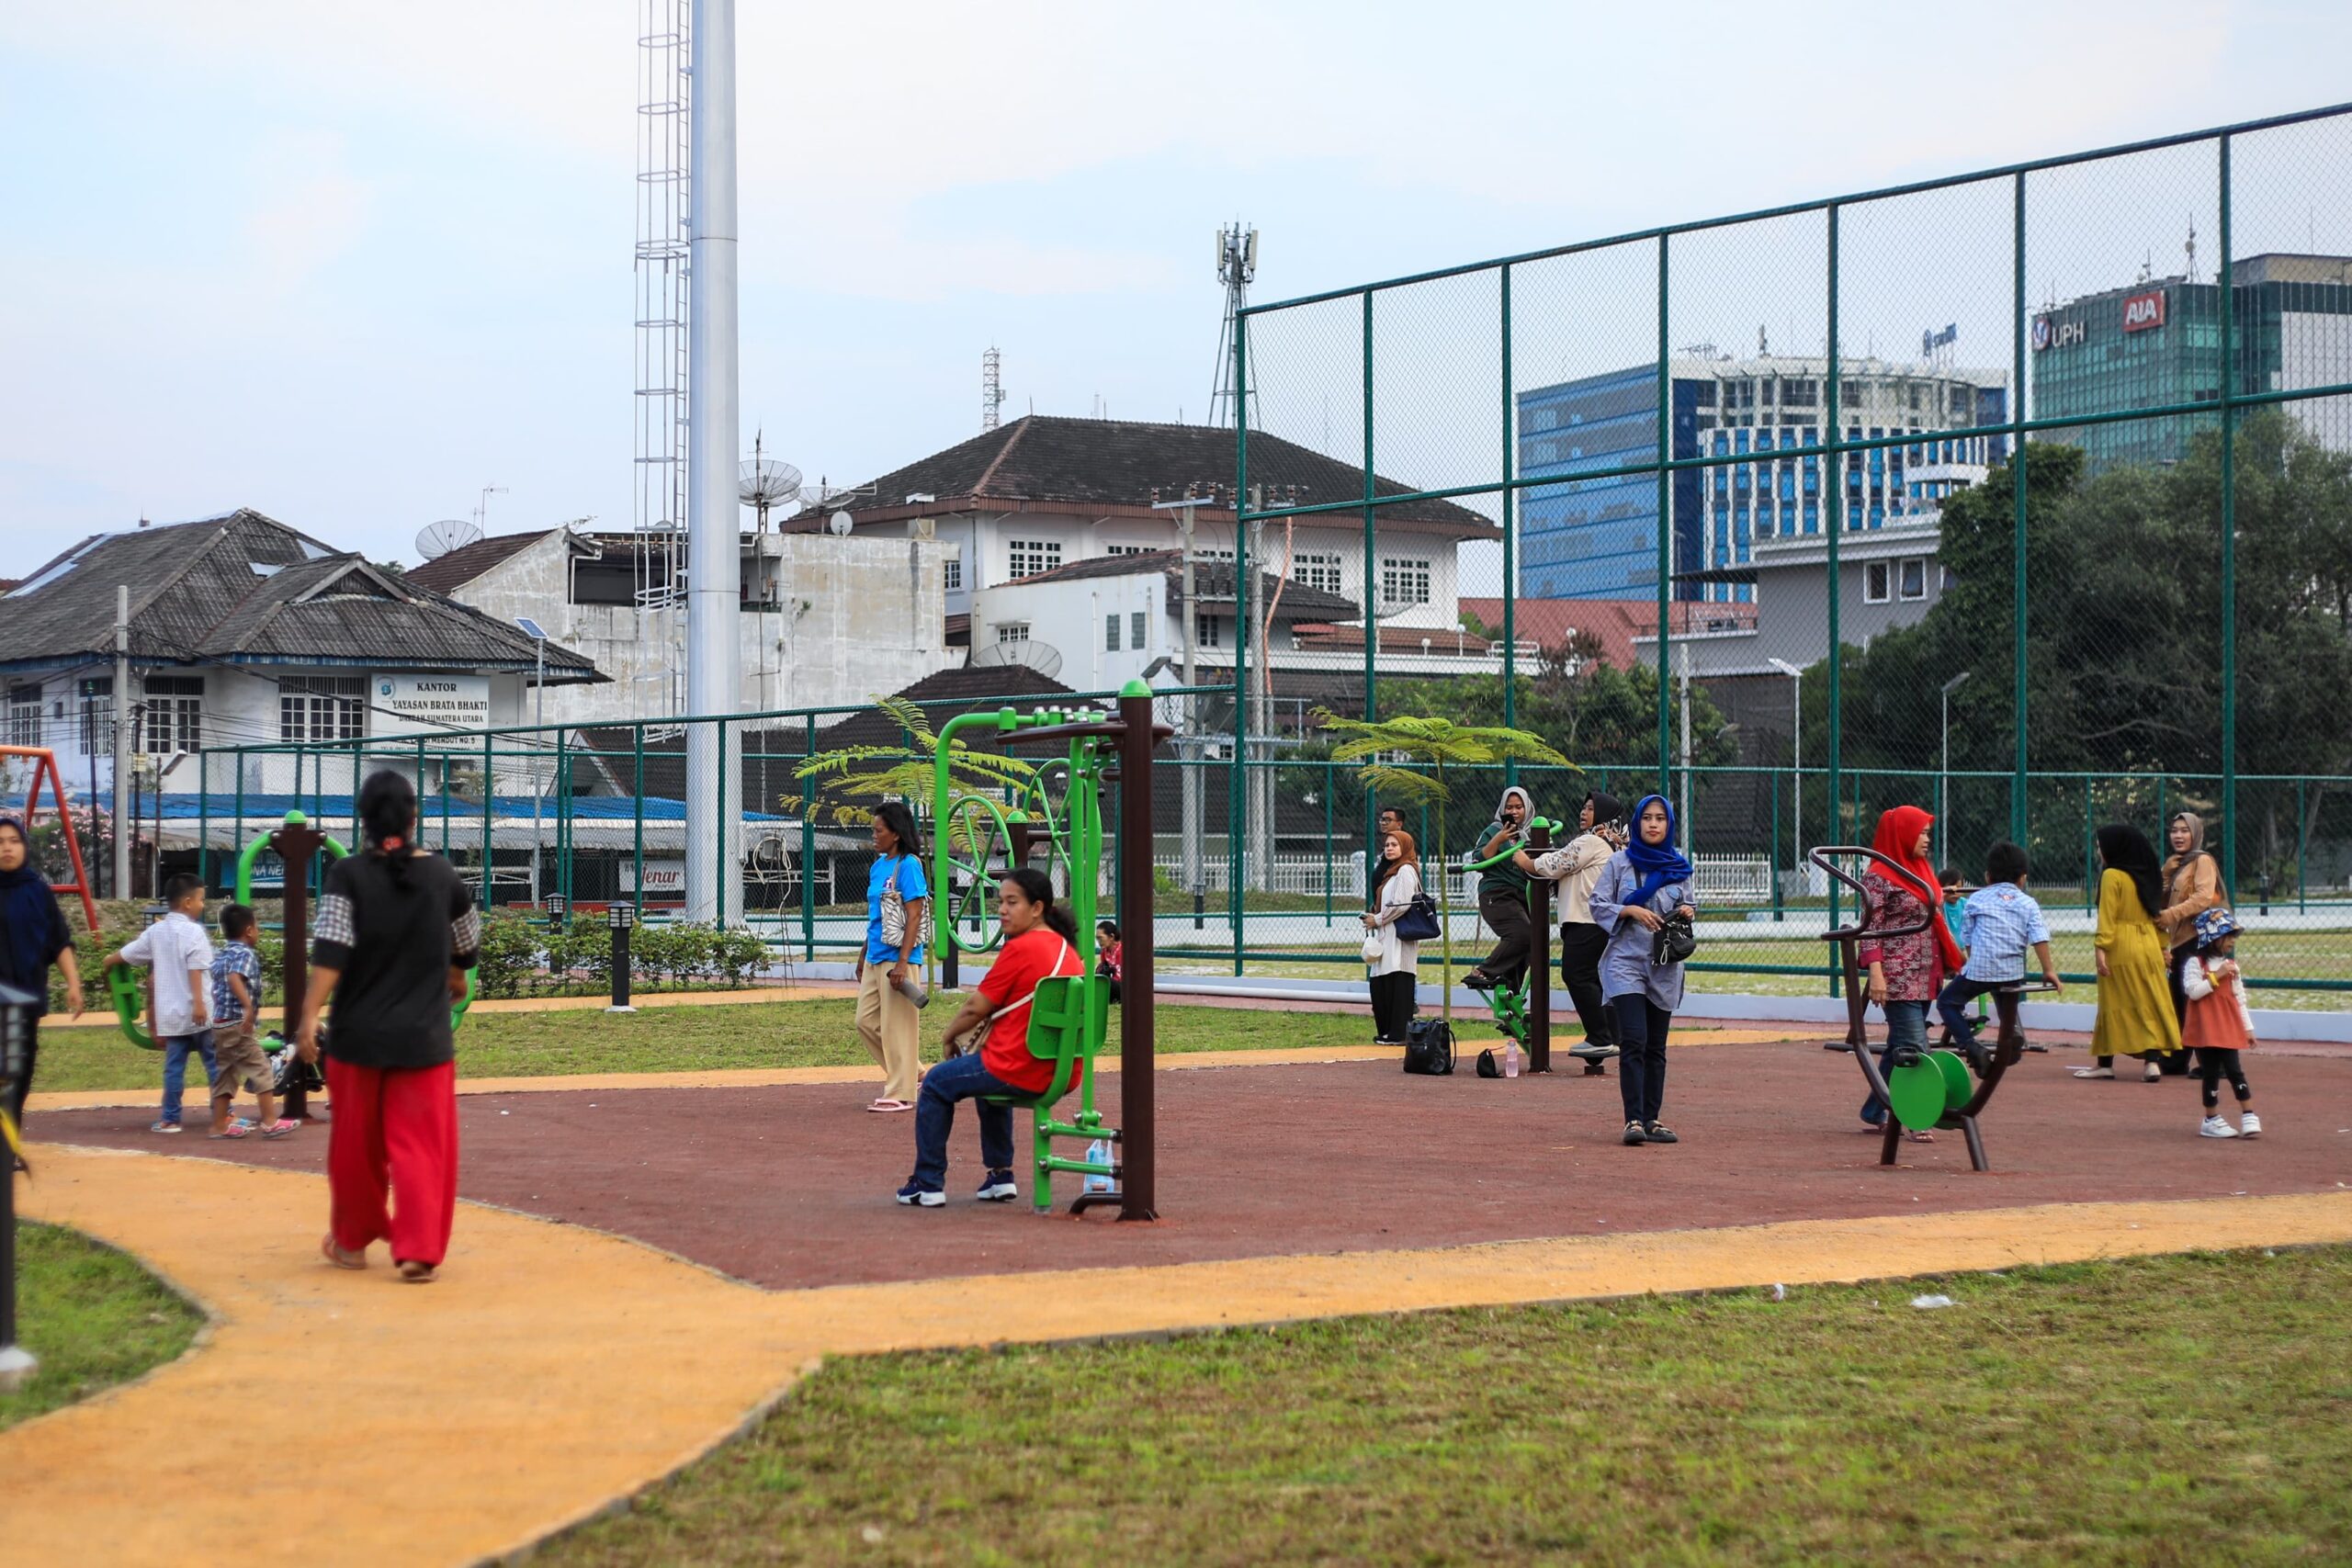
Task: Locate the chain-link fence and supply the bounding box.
[179,107,2352,1010]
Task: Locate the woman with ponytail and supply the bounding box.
[295,770,479,1281]
[898,866,1082,1207]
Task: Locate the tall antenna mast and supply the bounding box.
[633,0,693,712]
[981,345,1007,432]
[1209,221,1259,429]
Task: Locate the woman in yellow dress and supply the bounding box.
[2079,823,2182,1083]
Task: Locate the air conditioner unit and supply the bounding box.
[909,516,936,539]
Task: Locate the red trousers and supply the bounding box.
[324,1058,458,1268]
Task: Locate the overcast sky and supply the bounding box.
[4,0,2348,581]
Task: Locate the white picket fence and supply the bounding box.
[1154,850,1774,905]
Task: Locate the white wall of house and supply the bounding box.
[904,507,1469,631]
[443,529,956,727]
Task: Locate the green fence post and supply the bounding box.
[2295,776,2306,912]
[2217,130,2238,900]
[631,723,646,921]
[1825,202,1843,960]
[715,716,730,930]
[481,730,493,914]
[2082,776,2095,914]
[197,755,210,892]
[2011,170,2031,846]
[232,761,244,892]
[1500,261,1516,769]
[801,713,816,961]
[557,729,571,909]
[1233,300,1252,978]
[1655,234,1672,794]
[1770,768,1782,920]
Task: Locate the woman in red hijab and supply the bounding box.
[1855,805,1966,1140]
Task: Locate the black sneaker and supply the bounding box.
[1644,1122,1679,1145]
[1463,970,1498,992]
[1886,1044,1924,1071]
[1622,1120,1647,1145]
[975,1170,1019,1202]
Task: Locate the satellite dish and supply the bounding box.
[415,518,482,561]
[968,638,1064,680]
[799,481,855,512]
[739,458,803,508]
[827,511,854,537]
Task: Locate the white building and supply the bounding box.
[0,510,603,856]
[406,525,957,727]
[789,413,1504,701]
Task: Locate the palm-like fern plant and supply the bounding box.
[1312,710,1569,1019]
[786,694,1037,829]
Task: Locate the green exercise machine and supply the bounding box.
[1462,816,1618,1074]
[930,682,1170,1218]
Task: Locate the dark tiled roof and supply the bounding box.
[1003,549,1358,623]
[1292,623,1495,654]
[786,416,1496,535]
[401,530,558,593]
[572,665,1077,807]
[0,509,599,682]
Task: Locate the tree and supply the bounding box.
[1311,710,1567,1021]
[786,694,1036,828]
[1838,412,2352,879]
[1374,638,1739,776]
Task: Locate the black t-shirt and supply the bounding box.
[311,850,481,1070]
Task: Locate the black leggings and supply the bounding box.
[4,1016,34,1128]
[2196,1047,2251,1110]
[1611,995,1672,1126]
[1557,923,1616,1045]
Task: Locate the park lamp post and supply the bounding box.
[0,978,38,1391]
[515,617,550,908]
[1939,671,1972,853]
[1768,658,1804,887]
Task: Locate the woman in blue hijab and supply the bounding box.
[1587,794,1696,1146]
[0,814,85,1132]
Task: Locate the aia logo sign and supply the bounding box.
[2121,290,2167,333]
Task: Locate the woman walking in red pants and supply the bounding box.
[294,771,480,1283]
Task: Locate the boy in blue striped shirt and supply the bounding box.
[1935,841,2062,1063]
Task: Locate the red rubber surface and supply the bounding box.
[38,1043,2349,1291]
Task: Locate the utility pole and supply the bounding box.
[1152,492,1209,900]
[1245,502,1272,892]
[113,585,133,899]
[1676,640,1692,842]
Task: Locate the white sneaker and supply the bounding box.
[2199,1115,2239,1139]
[2072,1066,2114,1079]
[2239,1112,2262,1138]
[2143,1061,2164,1082]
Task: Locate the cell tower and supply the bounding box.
[981,345,1008,432]
[633,0,693,712]
[1208,222,1259,428]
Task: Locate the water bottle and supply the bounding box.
[1504,1039,1521,1078]
[1082,1138,1115,1194]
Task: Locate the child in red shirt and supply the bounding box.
[1095,919,1123,1005]
[2181,908,2260,1139]
[898,867,1084,1207]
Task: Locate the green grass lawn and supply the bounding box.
[28,998,1389,1095]
[0,1223,205,1431]
[543,1247,2352,1566]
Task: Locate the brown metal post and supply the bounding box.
[274,821,327,1122]
[1524,818,1552,1073]
[1115,686,1159,1222]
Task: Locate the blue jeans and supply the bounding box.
[159,1031,218,1124]
[1935,976,2012,1062]
[1860,1001,1928,1124]
[910,1051,1020,1191]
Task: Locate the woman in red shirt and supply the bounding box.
[898,866,1084,1207]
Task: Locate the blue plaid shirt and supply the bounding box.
[209,941,263,1027]
[1959,884,2050,982]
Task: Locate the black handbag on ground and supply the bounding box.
[1650,909,1698,966]
[1392,893,1442,943]
[1475,1047,1501,1078]
[1403,1017,1454,1076]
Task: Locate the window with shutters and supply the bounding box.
[1104,615,1121,652]
[5,685,40,748]
[995,622,1030,645]
[280,675,364,742]
[141,675,204,754]
[77,677,114,756]
[1130,610,1146,649]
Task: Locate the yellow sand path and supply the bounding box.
[6,1142,2349,1568]
[20,1029,1796,1114]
